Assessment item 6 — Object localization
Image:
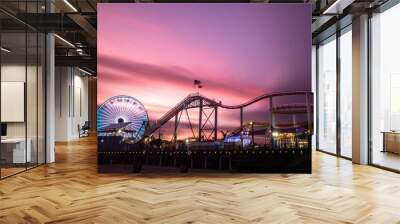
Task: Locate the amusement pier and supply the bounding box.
[97,90,313,173]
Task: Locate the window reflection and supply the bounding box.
[317,36,337,154]
[371,3,400,171]
[0,1,46,179]
[340,28,352,158]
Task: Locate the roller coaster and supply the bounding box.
[97,91,314,173]
[145,91,313,143]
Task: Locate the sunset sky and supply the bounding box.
[98,3,311,140]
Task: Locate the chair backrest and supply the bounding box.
[83,121,90,128]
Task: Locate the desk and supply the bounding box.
[1,138,31,164]
[382,132,400,154]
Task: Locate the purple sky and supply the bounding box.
[98,3,311,139]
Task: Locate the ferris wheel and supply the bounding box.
[97,95,149,142]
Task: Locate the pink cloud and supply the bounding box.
[97,4,311,138]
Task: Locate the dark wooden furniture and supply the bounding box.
[382,131,400,154]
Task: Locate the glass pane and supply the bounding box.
[27,31,38,169]
[339,29,352,158]
[0,1,46,178]
[38,33,46,165]
[1,31,27,177]
[317,37,337,154]
[371,4,400,171]
[312,46,317,150]
[26,0,40,170]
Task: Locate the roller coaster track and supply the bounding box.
[145,91,313,136]
[218,91,312,109]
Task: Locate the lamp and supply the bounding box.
[54,34,75,48]
[63,0,78,12]
[1,47,11,53]
[78,67,93,76]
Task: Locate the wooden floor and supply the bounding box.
[372,151,400,171]
[1,137,400,224]
[1,167,26,178]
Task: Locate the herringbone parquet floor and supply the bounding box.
[1,136,400,224]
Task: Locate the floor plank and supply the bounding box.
[1,136,400,224]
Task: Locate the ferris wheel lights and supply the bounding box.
[97,95,149,143]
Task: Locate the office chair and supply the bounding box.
[79,121,90,138]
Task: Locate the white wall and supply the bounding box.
[55,67,70,141]
[1,65,41,137]
[1,63,46,164]
[72,73,89,138]
[55,67,89,141]
[1,65,27,139]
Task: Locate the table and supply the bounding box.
[1,138,31,164]
[382,131,400,154]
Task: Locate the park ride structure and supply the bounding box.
[97,91,313,173]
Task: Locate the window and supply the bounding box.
[317,36,337,154]
[339,28,352,158]
[370,3,400,171]
[312,45,317,150]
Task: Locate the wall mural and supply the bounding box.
[97,3,313,173]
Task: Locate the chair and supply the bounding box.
[79,121,90,138]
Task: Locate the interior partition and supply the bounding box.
[0,3,46,179]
